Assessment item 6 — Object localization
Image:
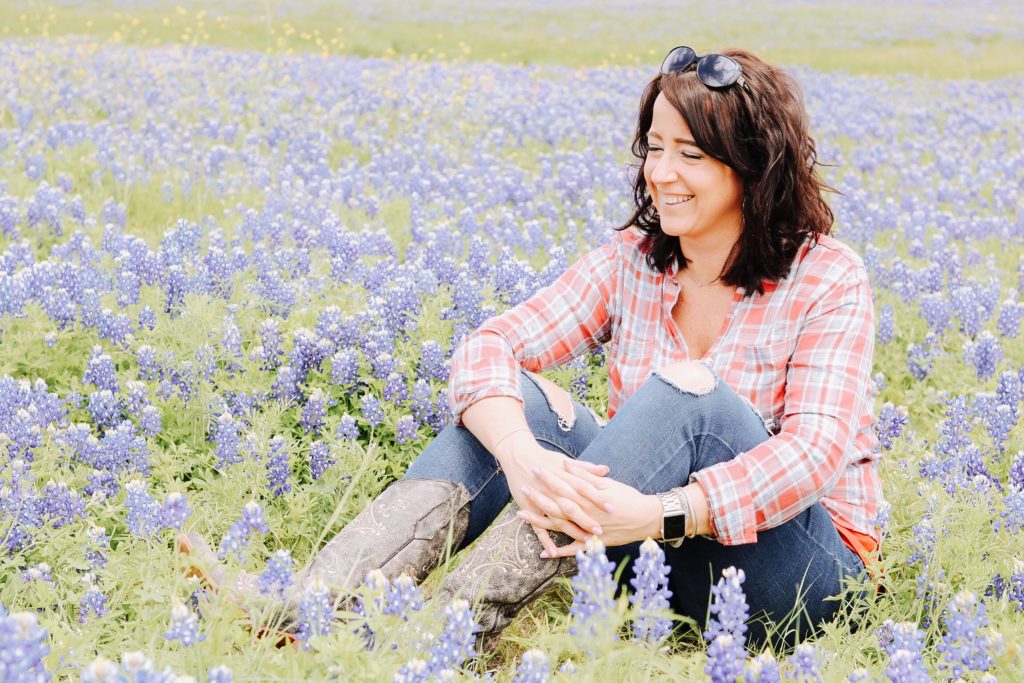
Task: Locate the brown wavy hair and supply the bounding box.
[617,49,835,297]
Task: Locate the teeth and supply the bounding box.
[665,195,693,205]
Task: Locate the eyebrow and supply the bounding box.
[646,131,698,145]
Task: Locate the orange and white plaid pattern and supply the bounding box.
[448,228,882,561]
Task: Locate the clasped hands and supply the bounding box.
[500,443,660,560]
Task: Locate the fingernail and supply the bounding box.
[604,503,614,512]
[516,511,529,520]
[521,485,530,494]
[531,467,540,476]
[592,526,603,535]
[539,551,549,559]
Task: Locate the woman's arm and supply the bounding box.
[690,254,876,545]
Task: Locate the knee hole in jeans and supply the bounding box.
[652,360,717,396]
[524,370,576,431]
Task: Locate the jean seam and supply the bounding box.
[790,510,865,579]
[406,464,503,502]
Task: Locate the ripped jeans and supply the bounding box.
[404,364,867,646]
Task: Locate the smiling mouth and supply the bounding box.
[664,195,693,205]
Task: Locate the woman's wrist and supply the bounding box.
[642,494,665,541]
[492,430,540,467]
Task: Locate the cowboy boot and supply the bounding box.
[179,478,471,612]
[433,500,578,645]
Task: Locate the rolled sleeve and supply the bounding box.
[692,260,876,545]
[447,236,620,426]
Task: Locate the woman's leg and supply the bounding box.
[582,360,866,648]
[403,367,604,547]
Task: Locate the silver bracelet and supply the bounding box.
[673,486,695,538]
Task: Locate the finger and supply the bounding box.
[550,495,603,536]
[561,461,615,511]
[545,539,586,559]
[520,484,569,522]
[532,466,587,503]
[574,460,610,477]
[531,524,560,558]
[565,460,613,491]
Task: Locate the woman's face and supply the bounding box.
[643,93,744,248]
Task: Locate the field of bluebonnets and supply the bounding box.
[3,1,1024,681]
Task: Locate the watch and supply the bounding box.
[658,489,688,548]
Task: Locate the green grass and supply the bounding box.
[4,0,1024,77]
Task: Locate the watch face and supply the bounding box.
[663,512,687,541]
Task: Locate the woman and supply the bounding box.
[183,46,881,648]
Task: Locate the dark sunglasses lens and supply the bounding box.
[696,55,742,88]
[660,46,696,74]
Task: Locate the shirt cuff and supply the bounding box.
[689,458,759,546]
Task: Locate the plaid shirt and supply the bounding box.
[448,228,882,558]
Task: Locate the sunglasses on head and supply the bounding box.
[659,46,751,94]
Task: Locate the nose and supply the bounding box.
[649,152,681,185]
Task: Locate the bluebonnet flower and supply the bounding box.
[160,492,191,530]
[1010,451,1024,491]
[787,642,822,682]
[252,319,284,371]
[19,562,53,583]
[513,649,550,683]
[987,404,1015,455]
[704,567,749,683]
[208,665,234,683]
[140,405,161,437]
[918,293,951,335]
[163,264,186,314]
[846,668,870,683]
[994,488,1024,533]
[996,299,1023,337]
[876,303,894,344]
[125,479,162,538]
[906,333,939,380]
[0,605,51,682]
[80,656,124,683]
[265,435,291,497]
[37,480,85,528]
[569,536,618,653]
[137,305,157,331]
[876,620,929,683]
[221,315,243,370]
[300,388,330,436]
[164,601,205,647]
[330,348,360,390]
[874,402,909,451]
[136,344,159,380]
[937,591,995,678]
[962,331,1003,380]
[212,412,242,470]
[296,578,333,647]
[743,652,781,683]
[258,550,294,600]
[428,598,480,674]
[371,352,398,380]
[85,525,110,570]
[360,394,385,429]
[84,346,119,394]
[271,365,302,404]
[383,371,410,405]
[218,501,270,561]
[417,340,449,383]
[87,390,120,428]
[393,658,429,683]
[383,574,424,620]
[309,440,334,480]
[629,538,673,645]
[394,415,419,445]
[337,414,359,440]
[99,420,150,476]
[950,284,987,338]
[78,574,108,623]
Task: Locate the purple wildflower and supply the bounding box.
[124,479,162,538]
[84,346,119,394]
[296,579,333,647]
[0,605,51,681]
[300,388,330,436]
[744,652,781,683]
[85,526,109,570]
[569,536,618,653]
[258,549,294,600]
[937,591,995,678]
[309,440,334,480]
[338,414,359,440]
[962,332,1003,380]
[212,412,242,470]
[395,415,419,445]
[787,642,822,682]
[874,403,909,451]
[629,538,673,645]
[360,394,385,428]
[427,598,480,674]
[78,575,108,623]
[208,665,233,683]
[877,303,894,344]
[383,574,424,620]
[160,492,191,530]
[218,501,270,561]
[164,601,205,647]
[265,435,291,497]
[704,567,749,683]
[513,649,550,683]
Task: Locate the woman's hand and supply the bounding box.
[516,459,663,558]
[499,440,613,555]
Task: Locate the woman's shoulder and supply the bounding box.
[795,232,869,283]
